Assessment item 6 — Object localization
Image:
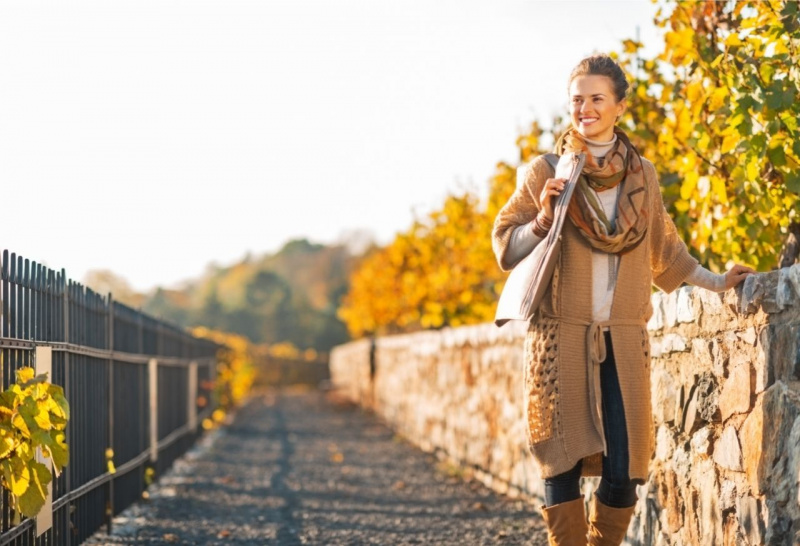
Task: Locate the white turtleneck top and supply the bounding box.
[506,136,725,320]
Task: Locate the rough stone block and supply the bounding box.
[712,338,729,378]
[740,383,800,496]
[740,273,765,315]
[769,414,800,513]
[720,480,737,511]
[764,497,796,545]
[656,424,675,461]
[777,266,799,310]
[755,327,774,394]
[691,338,713,370]
[763,323,800,385]
[690,458,722,544]
[651,333,688,358]
[666,290,681,328]
[676,286,697,323]
[653,370,678,425]
[648,293,665,331]
[719,362,752,421]
[655,467,683,534]
[713,425,743,471]
[682,381,700,434]
[696,372,720,424]
[697,287,725,321]
[690,426,712,457]
[738,326,757,346]
[736,495,764,546]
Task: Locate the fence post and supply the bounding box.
[106,294,115,531]
[61,272,71,545]
[188,361,198,433]
[35,346,53,537]
[149,358,158,462]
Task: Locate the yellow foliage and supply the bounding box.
[191,327,255,412]
[339,122,552,338]
[618,0,800,271]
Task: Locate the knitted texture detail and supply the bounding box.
[524,316,561,444]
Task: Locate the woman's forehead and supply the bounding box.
[569,74,615,96]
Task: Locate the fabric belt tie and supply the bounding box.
[542,312,645,457]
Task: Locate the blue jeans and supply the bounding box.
[544,331,639,509]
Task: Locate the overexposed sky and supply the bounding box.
[0,1,662,291]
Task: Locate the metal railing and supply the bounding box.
[0,250,220,545]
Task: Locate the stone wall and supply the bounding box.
[329,266,800,545]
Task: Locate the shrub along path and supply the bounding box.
[86,388,547,545]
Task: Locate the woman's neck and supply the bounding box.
[583,134,617,146]
[583,134,617,159]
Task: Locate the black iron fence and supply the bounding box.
[0,250,220,545]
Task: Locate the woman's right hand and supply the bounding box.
[539,178,566,220]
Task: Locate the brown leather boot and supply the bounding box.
[540,497,588,545]
[587,496,635,546]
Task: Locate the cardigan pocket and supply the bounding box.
[523,317,561,445]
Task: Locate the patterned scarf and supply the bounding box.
[554,127,648,254]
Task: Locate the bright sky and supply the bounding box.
[1,1,662,292]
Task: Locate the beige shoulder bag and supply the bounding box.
[494,152,586,327]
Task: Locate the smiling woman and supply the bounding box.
[492,54,755,545]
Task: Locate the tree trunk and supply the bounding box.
[778,221,800,269]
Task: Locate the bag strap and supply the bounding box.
[543,153,559,172]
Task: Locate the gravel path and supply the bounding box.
[87,388,547,545]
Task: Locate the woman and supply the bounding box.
[491,55,754,546]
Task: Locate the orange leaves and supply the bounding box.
[339,122,550,338]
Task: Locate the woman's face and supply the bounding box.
[569,74,626,142]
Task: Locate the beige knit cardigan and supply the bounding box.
[492,154,698,482]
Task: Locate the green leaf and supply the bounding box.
[33,401,52,430]
[738,95,757,113]
[2,457,30,497]
[0,436,15,459]
[47,386,70,422]
[786,171,800,194]
[12,412,31,439]
[748,134,767,156]
[17,460,50,518]
[759,62,775,83]
[768,146,787,167]
[18,398,41,435]
[48,431,69,471]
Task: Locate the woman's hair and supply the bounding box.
[568,55,629,102]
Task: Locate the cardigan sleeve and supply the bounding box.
[491,155,554,271]
[644,159,699,293]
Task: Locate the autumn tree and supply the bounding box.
[338,122,551,337]
[619,0,800,271]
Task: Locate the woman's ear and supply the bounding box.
[616,99,627,121]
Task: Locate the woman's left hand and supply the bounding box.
[724,264,756,289]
